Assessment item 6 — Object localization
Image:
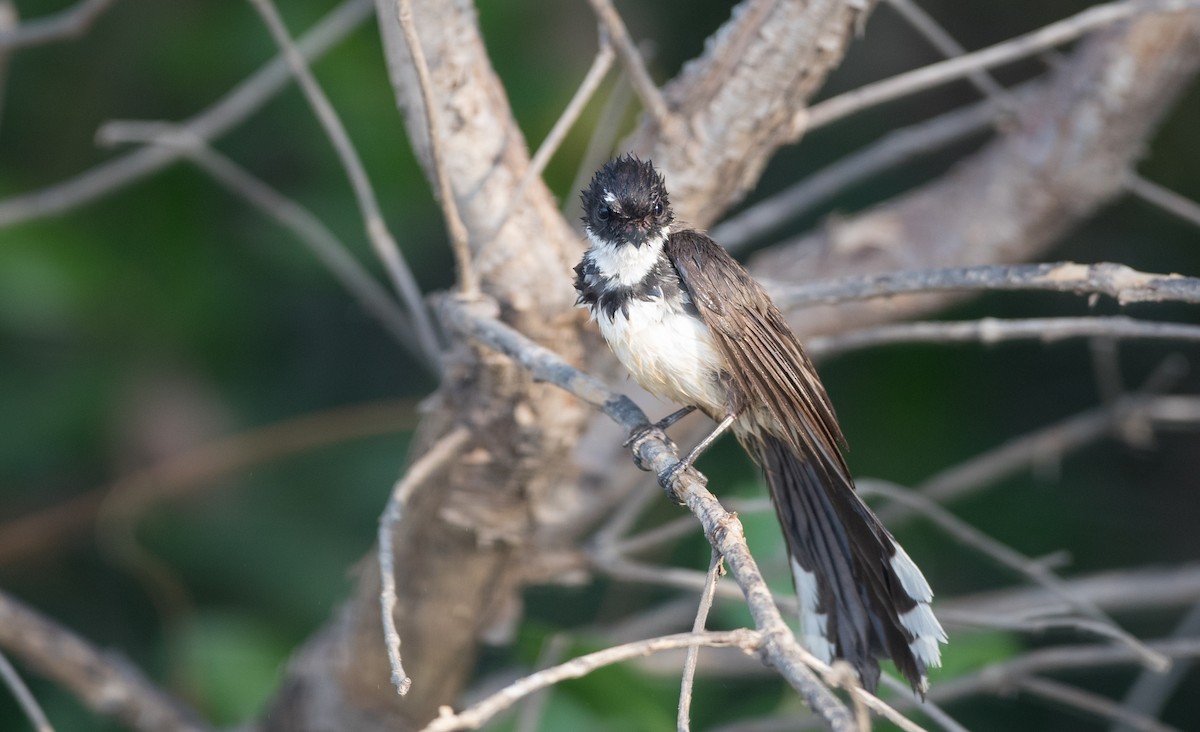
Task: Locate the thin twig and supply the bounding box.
[246,0,442,364]
[807,316,1200,358]
[944,609,1176,664]
[394,0,476,296]
[884,0,1200,238]
[806,0,1200,129]
[858,479,1168,671]
[96,123,422,355]
[379,426,471,695]
[0,399,415,567]
[769,262,1200,310]
[885,0,1010,100]
[491,31,615,241]
[584,0,675,134]
[422,630,763,732]
[881,356,1187,523]
[714,97,1001,253]
[1017,676,1179,732]
[1127,174,1200,230]
[0,1,15,133]
[0,0,374,223]
[877,675,969,732]
[679,550,723,732]
[0,589,212,732]
[515,634,572,732]
[0,0,114,50]
[1113,601,1200,732]
[564,60,636,218]
[0,650,55,732]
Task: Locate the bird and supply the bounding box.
[573,154,946,694]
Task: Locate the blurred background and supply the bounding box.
[1,0,1198,729]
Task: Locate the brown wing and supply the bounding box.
[664,230,851,483]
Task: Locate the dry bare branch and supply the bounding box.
[807,316,1200,357]
[626,0,877,226]
[0,400,414,568]
[584,0,673,134]
[421,630,763,732]
[490,31,615,241]
[1126,174,1200,229]
[769,262,1200,310]
[0,650,54,732]
[246,0,441,363]
[0,590,212,732]
[678,551,723,732]
[95,123,421,352]
[858,480,1167,671]
[879,360,1186,525]
[394,0,475,296]
[380,427,473,697]
[1115,602,1200,732]
[1015,676,1178,732]
[807,0,1200,129]
[378,426,472,696]
[750,6,1200,338]
[0,0,375,228]
[713,97,1001,253]
[0,0,115,50]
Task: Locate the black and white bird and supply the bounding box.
[573,155,946,693]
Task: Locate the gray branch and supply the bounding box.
[0,589,211,732]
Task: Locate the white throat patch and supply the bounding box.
[585,228,666,287]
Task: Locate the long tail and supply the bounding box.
[758,435,946,693]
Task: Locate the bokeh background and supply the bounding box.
[1,0,1199,729]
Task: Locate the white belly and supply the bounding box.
[595,299,728,415]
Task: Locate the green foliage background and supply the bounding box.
[1,0,1198,730]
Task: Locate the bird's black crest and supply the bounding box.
[580,154,674,245]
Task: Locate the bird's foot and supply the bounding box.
[656,459,699,505]
[625,424,676,472]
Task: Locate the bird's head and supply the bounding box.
[580,154,674,249]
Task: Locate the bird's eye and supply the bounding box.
[597,203,611,220]
[653,202,664,216]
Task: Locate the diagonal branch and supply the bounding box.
[0,0,116,50]
[584,0,673,133]
[394,0,475,296]
[0,589,212,732]
[750,5,1200,338]
[625,0,877,227]
[423,630,762,732]
[246,0,441,365]
[806,0,1200,129]
[0,0,376,229]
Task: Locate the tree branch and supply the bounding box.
[750,5,1200,338]
[626,0,877,227]
[0,590,212,732]
[769,262,1200,310]
[246,0,441,365]
[0,0,375,229]
[807,316,1200,358]
[806,0,1200,129]
[0,650,54,732]
[423,630,762,732]
[0,0,115,50]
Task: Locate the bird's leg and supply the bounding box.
[624,406,695,448]
[657,412,737,502]
[625,406,696,471]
